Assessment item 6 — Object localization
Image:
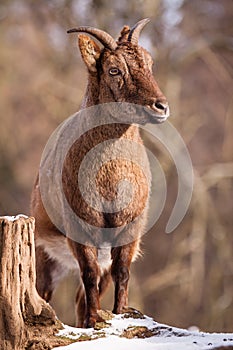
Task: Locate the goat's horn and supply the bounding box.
[67,26,117,50]
[128,18,150,45]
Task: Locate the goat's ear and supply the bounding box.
[78,34,101,73]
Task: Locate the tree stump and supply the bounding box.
[0,216,69,350]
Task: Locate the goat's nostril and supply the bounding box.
[154,101,167,111]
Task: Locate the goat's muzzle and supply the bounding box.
[144,100,170,124]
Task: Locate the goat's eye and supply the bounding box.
[109,67,120,76]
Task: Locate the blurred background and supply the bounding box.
[0,0,232,332]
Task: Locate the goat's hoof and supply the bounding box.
[84,317,96,328]
[112,307,123,314]
[84,313,104,328]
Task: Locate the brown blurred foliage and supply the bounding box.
[0,0,232,332]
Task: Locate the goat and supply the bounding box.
[31,19,169,328]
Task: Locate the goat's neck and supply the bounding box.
[81,76,100,109]
[80,76,141,140]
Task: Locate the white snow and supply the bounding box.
[0,214,29,221]
[53,313,233,350]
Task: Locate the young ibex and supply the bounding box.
[31,19,169,328]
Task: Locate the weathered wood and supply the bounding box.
[0,215,69,350]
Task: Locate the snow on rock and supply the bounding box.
[53,309,233,350]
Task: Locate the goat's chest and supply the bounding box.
[62,125,151,230]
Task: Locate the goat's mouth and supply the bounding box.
[143,104,170,124]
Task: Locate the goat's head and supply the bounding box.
[68,19,169,124]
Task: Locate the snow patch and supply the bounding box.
[53,313,233,350]
[0,214,29,221]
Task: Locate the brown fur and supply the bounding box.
[31,22,168,328]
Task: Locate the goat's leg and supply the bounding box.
[111,241,138,314]
[75,269,110,327]
[68,240,100,328]
[99,269,111,298]
[75,282,86,327]
[35,246,65,302]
